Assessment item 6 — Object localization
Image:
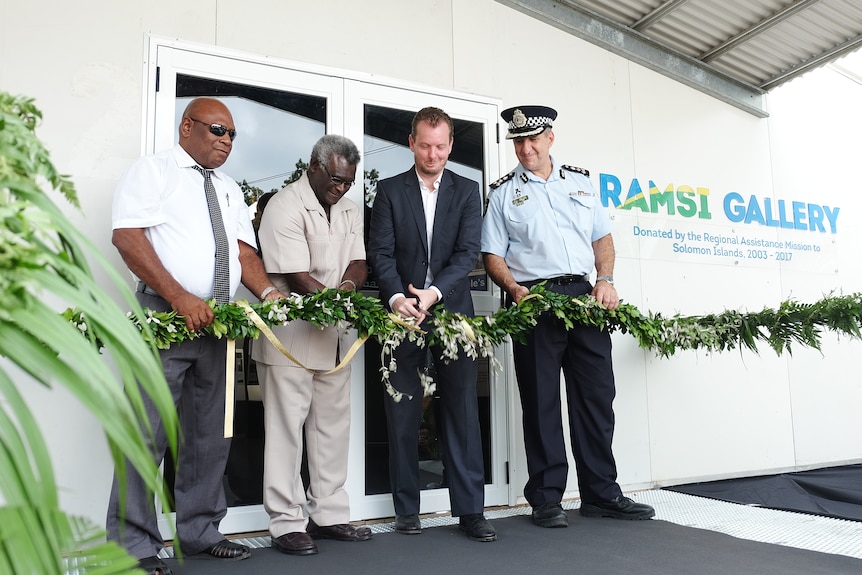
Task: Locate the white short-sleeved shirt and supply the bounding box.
[252,172,366,368]
[481,158,612,282]
[112,145,256,300]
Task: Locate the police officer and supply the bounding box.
[481,105,654,528]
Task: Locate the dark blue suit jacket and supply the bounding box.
[368,168,481,315]
[367,167,486,517]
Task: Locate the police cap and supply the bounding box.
[501,105,557,139]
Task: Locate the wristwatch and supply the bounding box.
[596,275,614,285]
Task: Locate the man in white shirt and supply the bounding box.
[109,97,282,575]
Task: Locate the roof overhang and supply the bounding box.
[496,0,768,116]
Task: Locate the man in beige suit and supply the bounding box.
[253,134,370,557]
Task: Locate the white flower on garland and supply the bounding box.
[417,368,436,397]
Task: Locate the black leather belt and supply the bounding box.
[524,274,587,287]
[136,282,161,298]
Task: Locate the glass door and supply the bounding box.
[343,82,509,519]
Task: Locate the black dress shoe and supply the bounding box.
[202,539,251,560]
[531,502,568,528]
[271,532,319,555]
[307,519,373,541]
[394,514,422,534]
[459,514,497,542]
[579,496,655,520]
[137,556,173,575]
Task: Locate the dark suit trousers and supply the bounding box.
[384,338,485,517]
[512,281,623,507]
[106,291,231,558]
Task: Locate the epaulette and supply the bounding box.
[489,171,515,190]
[561,165,590,177]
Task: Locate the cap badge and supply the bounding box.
[512,109,527,128]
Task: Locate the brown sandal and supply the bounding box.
[204,539,251,560]
[137,556,173,575]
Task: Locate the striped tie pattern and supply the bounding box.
[193,165,231,304]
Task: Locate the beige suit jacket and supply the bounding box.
[251,173,365,369]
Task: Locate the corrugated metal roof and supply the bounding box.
[566,0,862,91]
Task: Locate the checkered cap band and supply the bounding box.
[506,116,553,139]
[517,115,553,129]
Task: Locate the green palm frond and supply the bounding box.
[1,91,178,573]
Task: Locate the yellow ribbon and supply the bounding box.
[237,300,368,375]
[223,302,430,435]
[223,300,372,438]
[519,293,543,303]
[387,312,427,334]
[459,318,477,343]
[224,338,236,438]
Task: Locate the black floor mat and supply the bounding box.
[162,510,860,575]
[665,463,862,521]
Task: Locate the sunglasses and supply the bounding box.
[188,117,237,141]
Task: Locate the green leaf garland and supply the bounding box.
[66,283,862,361]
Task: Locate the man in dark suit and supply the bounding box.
[368,107,495,542]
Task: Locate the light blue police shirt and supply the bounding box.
[481,158,612,283]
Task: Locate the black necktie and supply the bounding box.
[193,165,231,305]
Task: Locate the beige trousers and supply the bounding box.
[257,361,352,537]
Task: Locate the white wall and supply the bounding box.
[2,0,861,527]
[767,63,862,469]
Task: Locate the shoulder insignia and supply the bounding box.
[490,171,515,190]
[562,165,590,177]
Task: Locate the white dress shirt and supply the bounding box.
[387,169,444,310]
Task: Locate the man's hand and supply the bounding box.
[592,280,619,310]
[392,283,435,326]
[171,292,215,332]
[263,289,286,302]
[407,283,439,315]
[484,253,529,305]
[510,284,530,304]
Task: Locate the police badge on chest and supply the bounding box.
[512,188,529,206]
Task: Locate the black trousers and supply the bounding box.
[384,339,485,517]
[512,280,623,506]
